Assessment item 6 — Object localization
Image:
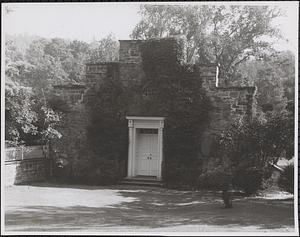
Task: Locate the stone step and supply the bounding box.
[119,178,163,187]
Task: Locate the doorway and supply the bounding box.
[126,116,164,180]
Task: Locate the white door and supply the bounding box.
[136,131,159,176]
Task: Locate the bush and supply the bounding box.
[198,166,233,191]
[233,167,264,195]
[212,109,294,195]
[163,160,202,189]
[84,158,126,185]
[47,94,71,113]
[278,164,294,194]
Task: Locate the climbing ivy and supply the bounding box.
[85,79,130,184]
[139,38,212,188]
[85,37,212,187]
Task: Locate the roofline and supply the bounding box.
[119,40,145,42]
[126,116,165,121]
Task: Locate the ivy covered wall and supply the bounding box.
[50,37,256,188]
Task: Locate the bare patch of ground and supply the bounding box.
[4,183,296,234]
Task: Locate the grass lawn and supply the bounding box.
[3,183,296,233]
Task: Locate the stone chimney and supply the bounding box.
[119,40,144,63]
[199,64,219,91]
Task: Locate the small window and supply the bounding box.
[140,128,158,134]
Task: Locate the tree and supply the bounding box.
[236,50,295,113]
[5,83,38,146]
[88,34,119,63]
[5,34,120,146]
[209,106,294,195]
[5,39,34,86]
[66,40,90,82]
[5,80,62,146]
[131,5,282,82]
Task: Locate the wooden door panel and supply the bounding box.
[137,132,159,177]
[137,134,149,175]
[148,134,159,176]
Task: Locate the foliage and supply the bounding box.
[236,50,295,112]
[5,34,119,145]
[85,79,130,184]
[164,161,203,189]
[88,34,119,63]
[209,107,294,195]
[233,167,264,195]
[5,80,62,146]
[5,83,38,146]
[139,38,211,187]
[278,163,294,194]
[47,94,72,113]
[198,165,233,190]
[6,34,119,91]
[84,155,126,185]
[84,38,211,186]
[131,5,282,81]
[37,104,62,143]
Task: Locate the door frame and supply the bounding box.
[126,116,165,180]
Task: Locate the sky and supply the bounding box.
[2,2,299,53]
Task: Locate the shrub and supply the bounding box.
[233,166,264,195]
[85,79,129,183]
[213,110,294,195]
[198,166,233,191]
[85,157,126,185]
[47,94,71,113]
[163,160,202,189]
[278,164,294,194]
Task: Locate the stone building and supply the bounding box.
[52,37,256,184]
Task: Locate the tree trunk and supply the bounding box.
[222,189,233,208]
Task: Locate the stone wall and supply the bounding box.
[53,83,86,105]
[51,37,257,182]
[119,40,144,63]
[119,63,144,86]
[49,102,91,180]
[5,159,50,186]
[199,64,257,168]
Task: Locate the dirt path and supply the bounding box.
[3,183,296,233]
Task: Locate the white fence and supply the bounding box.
[5,145,49,162]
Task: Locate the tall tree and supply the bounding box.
[88,34,119,63]
[237,50,295,112]
[131,5,282,82]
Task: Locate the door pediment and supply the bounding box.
[126,116,164,129]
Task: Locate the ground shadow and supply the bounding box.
[5,184,294,232]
